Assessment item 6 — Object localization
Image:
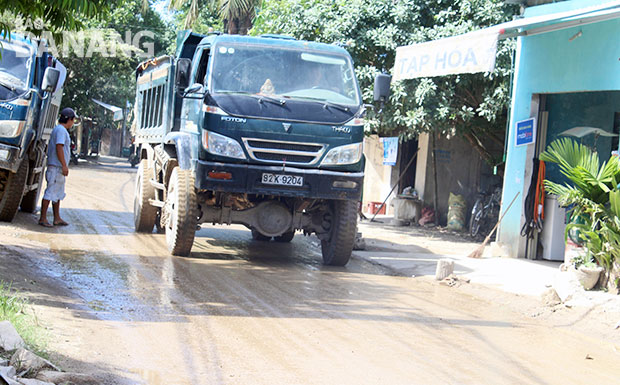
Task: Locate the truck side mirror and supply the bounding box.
[183,83,205,98]
[175,58,192,91]
[42,68,60,93]
[373,73,391,103]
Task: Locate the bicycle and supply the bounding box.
[469,186,502,238]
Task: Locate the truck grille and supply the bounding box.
[242,138,326,165]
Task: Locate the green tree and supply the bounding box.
[252,0,519,166]
[0,0,111,41]
[60,0,173,125]
[170,0,222,38]
[171,0,261,35]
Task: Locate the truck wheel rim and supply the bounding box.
[133,165,143,218]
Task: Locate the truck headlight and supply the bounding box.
[202,131,246,159]
[321,142,363,165]
[0,120,25,138]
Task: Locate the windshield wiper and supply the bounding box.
[284,95,351,112]
[253,94,286,106]
[321,100,350,112]
[0,72,25,91]
[215,90,286,106]
[0,82,15,92]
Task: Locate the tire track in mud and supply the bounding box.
[71,161,238,381]
[62,162,564,384]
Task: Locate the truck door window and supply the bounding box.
[195,49,210,85]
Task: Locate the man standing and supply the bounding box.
[38,107,77,227]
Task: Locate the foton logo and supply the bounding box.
[221,116,246,123]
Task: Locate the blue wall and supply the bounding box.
[498,0,620,257]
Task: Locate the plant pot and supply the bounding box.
[575,265,604,290]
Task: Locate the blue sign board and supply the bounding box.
[515,117,536,147]
[381,137,398,166]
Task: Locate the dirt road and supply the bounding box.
[1,157,619,384]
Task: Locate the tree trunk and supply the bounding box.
[464,131,496,167]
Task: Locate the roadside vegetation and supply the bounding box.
[541,138,620,291]
[0,281,48,358]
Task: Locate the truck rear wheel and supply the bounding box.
[251,229,271,241]
[274,231,295,243]
[134,159,157,233]
[0,159,29,222]
[164,167,197,256]
[320,200,357,266]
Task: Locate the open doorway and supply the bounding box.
[527,91,620,260]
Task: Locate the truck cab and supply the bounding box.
[0,34,63,221]
[133,32,386,265]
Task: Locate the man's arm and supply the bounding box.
[56,143,69,176]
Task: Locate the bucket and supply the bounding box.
[367,202,386,215]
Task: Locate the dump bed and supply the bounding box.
[134,56,175,144]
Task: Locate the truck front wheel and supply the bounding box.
[134,159,157,233]
[0,159,29,222]
[320,200,358,266]
[164,167,197,256]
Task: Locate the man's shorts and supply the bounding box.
[42,166,66,202]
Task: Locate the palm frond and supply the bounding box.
[169,0,189,10]
[184,0,201,28]
[610,190,620,218]
[540,137,600,177]
[220,0,255,20]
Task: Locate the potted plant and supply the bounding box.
[540,138,620,291]
[570,254,604,290]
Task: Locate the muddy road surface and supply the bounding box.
[1,157,618,384]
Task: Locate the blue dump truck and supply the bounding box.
[133,31,389,265]
[0,34,63,221]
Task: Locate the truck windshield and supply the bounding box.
[209,43,361,106]
[0,41,33,100]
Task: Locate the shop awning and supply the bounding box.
[92,98,124,121]
[393,0,620,81]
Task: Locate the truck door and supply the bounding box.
[180,47,210,135]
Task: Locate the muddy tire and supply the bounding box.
[274,231,295,243]
[251,229,271,241]
[320,200,357,266]
[20,163,44,213]
[164,167,197,256]
[0,159,29,222]
[134,159,157,233]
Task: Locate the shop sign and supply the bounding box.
[515,118,536,147]
[393,31,499,81]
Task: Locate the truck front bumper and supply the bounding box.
[195,161,363,201]
[0,143,21,173]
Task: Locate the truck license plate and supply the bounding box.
[261,173,303,187]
